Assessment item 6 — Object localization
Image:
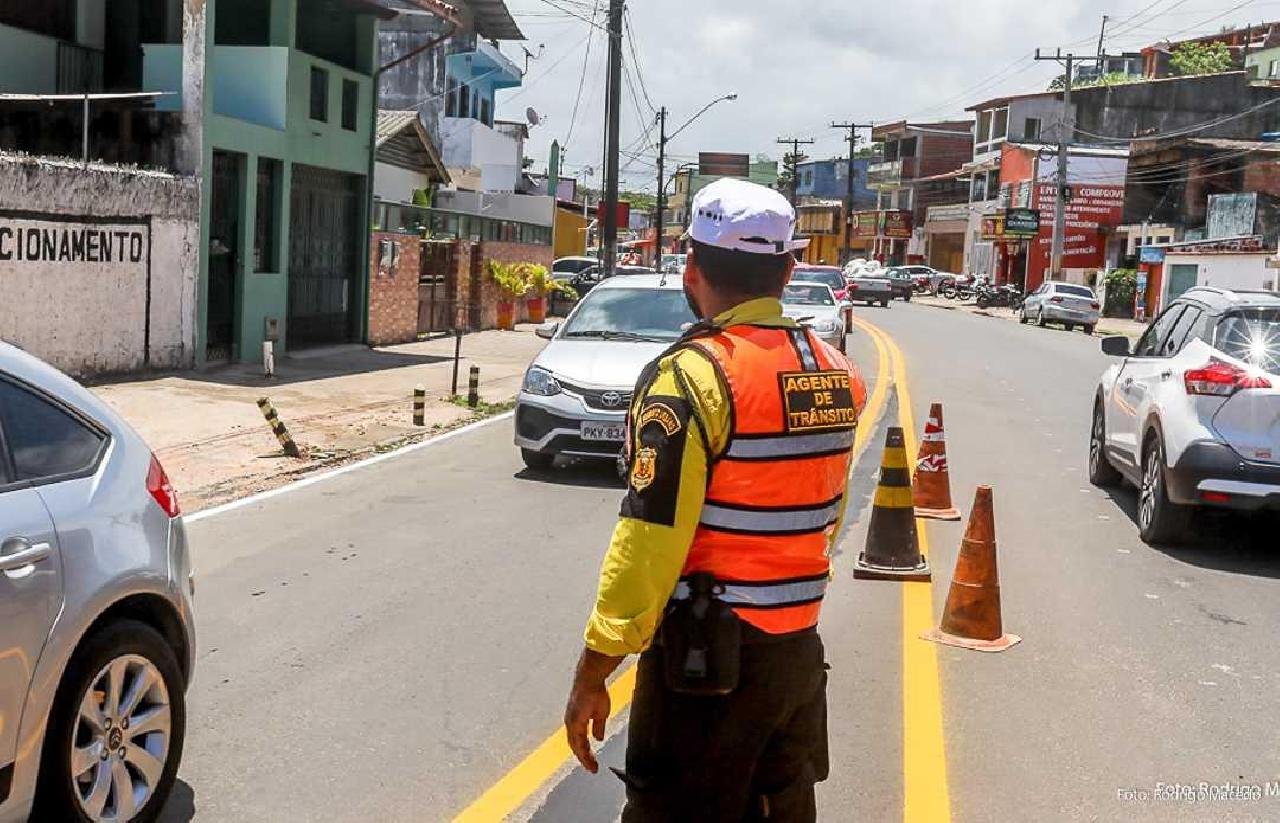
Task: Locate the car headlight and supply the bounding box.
[812,320,838,333]
[522,366,562,396]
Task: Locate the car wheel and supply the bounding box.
[1018,308,1028,324]
[34,620,185,823]
[880,299,890,308]
[1036,309,1047,327]
[1088,401,1122,488]
[904,291,912,302]
[521,448,555,470]
[1064,323,1075,332]
[1083,324,1096,335]
[1138,435,1189,545]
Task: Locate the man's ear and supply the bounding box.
[781,254,796,286]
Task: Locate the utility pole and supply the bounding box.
[776,137,815,208]
[1035,48,1140,281]
[1095,14,1110,73]
[600,0,624,277]
[654,106,667,268]
[831,121,873,266]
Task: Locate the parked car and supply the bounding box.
[553,256,599,276]
[781,282,847,350]
[882,268,916,301]
[846,273,894,307]
[515,274,696,471]
[1090,287,1280,544]
[792,265,850,302]
[0,342,195,823]
[886,264,941,293]
[1019,281,1101,333]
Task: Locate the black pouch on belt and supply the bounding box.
[660,572,742,695]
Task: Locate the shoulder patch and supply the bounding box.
[620,395,693,526]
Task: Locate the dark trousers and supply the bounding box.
[620,629,829,822]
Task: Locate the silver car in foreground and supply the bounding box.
[1020,280,1102,333]
[515,273,695,470]
[0,342,194,823]
[781,282,847,350]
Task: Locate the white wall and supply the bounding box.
[0,155,199,376]
[1181,253,1277,293]
[440,116,520,193]
[433,190,553,226]
[374,162,431,204]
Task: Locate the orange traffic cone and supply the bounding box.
[922,486,1021,652]
[912,402,961,521]
[854,427,931,582]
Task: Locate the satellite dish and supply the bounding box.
[526,107,542,127]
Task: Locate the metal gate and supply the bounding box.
[206,151,240,362]
[417,241,457,334]
[288,165,362,348]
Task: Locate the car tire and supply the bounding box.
[1088,402,1122,488]
[1138,435,1189,545]
[1083,324,1096,335]
[34,619,186,823]
[1018,308,1028,324]
[880,299,890,308]
[520,448,555,471]
[903,291,912,302]
[1036,309,1047,327]
[1064,323,1075,332]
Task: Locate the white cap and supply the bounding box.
[686,178,809,255]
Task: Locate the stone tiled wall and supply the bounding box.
[367,232,422,346]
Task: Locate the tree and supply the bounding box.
[777,151,809,195]
[619,191,656,211]
[1169,40,1233,76]
[1047,71,1140,91]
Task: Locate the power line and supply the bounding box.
[623,9,657,115]
[562,0,601,147]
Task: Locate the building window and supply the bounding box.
[1271,59,1279,78]
[480,96,492,126]
[458,83,470,118]
[900,137,918,158]
[445,79,458,117]
[254,158,281,272]
[310,66,329,122]
[341,79,359,131]
[977,111,993,145]
[993,108,1008,141]
[1024,118,1042,141]
[0,0,76,40]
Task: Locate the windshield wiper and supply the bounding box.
[565,330,666,342]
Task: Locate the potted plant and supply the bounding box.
[520,263,574,324]
[488,260,528,330]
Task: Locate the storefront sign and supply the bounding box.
[852,211,879,238]
[1029,182,1125,277]
[1206,193,1257,240]
[1003,208,1040,237]
[880,210,913,239]
[698,152,750,178]
[0,218,148,264]
[1138,246,1165,264]
[981,215,1006,241]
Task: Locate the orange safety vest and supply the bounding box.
[676,324,862,634]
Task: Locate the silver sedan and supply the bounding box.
[0,342,195,823]
[1020,280,1101,333]
[781,282,848,350]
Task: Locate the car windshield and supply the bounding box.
[1215,310,1280,374]
[562,287,695,342]
[1054,284,1095,298]
[795,271,844,291]
[783,284,835,306]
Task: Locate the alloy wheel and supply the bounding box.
[1089,410,1104,476]
[72,655,171,822]
[1139,447,1160,532]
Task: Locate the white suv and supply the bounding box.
[1090,287,1280,544]
[1090,286,1280,545]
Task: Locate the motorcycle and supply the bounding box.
[939,274,979,301]
[975,283,1024,309]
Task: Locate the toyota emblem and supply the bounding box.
[601,391,623,408]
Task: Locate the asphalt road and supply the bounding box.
[161,302,1280,823]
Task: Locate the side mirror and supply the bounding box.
[1101,336,1130,357]
[535,322,559,340]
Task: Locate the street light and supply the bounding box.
[654,93,738,266]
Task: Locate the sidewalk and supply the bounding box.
[913,293,1148,338]
[91,326,548,512]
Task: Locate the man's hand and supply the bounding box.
[564,647,624,773]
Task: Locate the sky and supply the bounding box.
[495,0,1276,192]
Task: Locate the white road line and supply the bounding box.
[185,411,515,524]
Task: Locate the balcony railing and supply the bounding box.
[867,159,903,186]
[374,200,552,246]
[56,42,103,93]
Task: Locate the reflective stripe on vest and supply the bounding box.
[699,494,843,535]
[725,428,856,460]
[671,573,829,609]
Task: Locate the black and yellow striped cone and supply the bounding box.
[853,426,931,582]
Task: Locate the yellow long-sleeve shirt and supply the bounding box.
[583,297,861,657]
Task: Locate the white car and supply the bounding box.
[1021,280,1101,333]
[781,282,846,350]
[515,274,695,470]
[1091,286,1280,544]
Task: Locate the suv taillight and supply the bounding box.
[147,455,181,518]
[1184,360,1272,396]
[1050,296,1064,303]
[1090,301,1100,310]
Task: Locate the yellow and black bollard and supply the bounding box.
[467,366,480,408]
[257,397,302,458]
[413,385,426,426]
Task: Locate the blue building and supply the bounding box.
[795,157,877,209]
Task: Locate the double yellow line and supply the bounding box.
[454,320,948,822]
